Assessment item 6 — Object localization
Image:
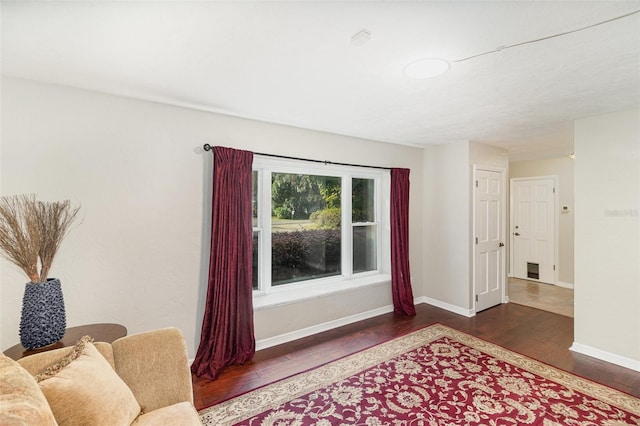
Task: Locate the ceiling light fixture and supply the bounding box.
[403,58,450,79]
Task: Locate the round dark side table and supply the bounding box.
[3,323,127,361]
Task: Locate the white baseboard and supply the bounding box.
[556,281,574,289]
[570,342,640,372]
[414,296,428,305]
[423,297,475,318]
[255,304,394,351]
[255,296,476,351]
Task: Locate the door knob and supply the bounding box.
[514,232,520,236]
[499,242,504,247]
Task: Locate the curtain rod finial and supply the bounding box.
[203,143,213,152]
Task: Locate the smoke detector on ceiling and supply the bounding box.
[351,29,371,47]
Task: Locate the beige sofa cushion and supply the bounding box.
[35,336,141,426]
[133,401,201,425]
[0,353,58,426]
[112,328,194,412]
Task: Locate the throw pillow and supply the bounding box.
[35,336,141,426]
[0,353,58,426]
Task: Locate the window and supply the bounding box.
[352,178,377,273]
[271,172,342,286]
[252,156,390,305]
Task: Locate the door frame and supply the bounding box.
[509,175,560,285]
[472,165,507,313]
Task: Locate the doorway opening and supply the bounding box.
[508,160,575,318]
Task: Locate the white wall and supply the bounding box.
[470,142,509,171]
[422,141,507,315]
[573,109,640,369]
[0,77,424,356]
[423,142,471,313]
[510,157,574,286]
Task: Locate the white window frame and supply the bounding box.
[252,156,391,309]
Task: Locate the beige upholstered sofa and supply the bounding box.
[0,327,201,425]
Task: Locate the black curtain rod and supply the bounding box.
[203,144,392,171]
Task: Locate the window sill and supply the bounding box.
[253,273,392,310]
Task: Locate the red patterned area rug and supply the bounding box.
[199,324,640,425]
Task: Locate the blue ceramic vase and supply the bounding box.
[19,278,66,349]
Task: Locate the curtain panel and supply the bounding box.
[192,146,256,380]
[390,168,416,316]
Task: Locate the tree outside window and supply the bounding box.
[252,161,383,294]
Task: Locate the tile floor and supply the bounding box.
[507,277,574,317]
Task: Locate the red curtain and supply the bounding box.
[390,168,416,316]
[192,146,255,380]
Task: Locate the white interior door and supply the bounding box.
[474,167,505,312]
[510,177,556,284]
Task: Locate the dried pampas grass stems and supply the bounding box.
[0,194,79,283]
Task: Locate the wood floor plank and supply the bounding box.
[192,303,640,411]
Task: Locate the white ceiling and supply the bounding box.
[2,1,639,161]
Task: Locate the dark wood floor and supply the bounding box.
[192,302,640,411]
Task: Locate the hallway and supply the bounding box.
[507,277,574,317]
